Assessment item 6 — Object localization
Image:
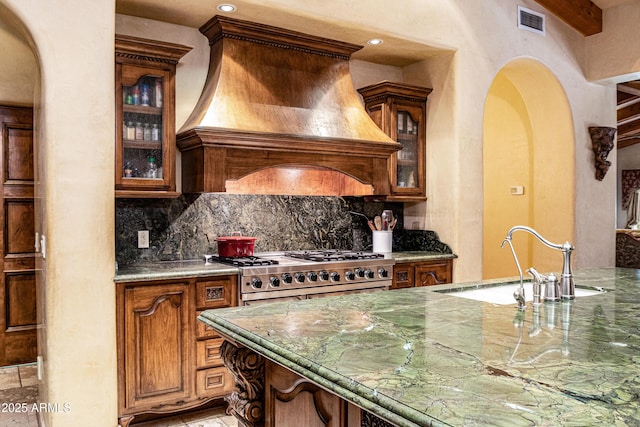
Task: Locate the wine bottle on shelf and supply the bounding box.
[126,122,135,140]
[151,124,159,141]
[143,123,151,141]
[132,85,140,105]
[141,82,150,106]
[147,156,158,179]
[154,79,163,108]
[135,122,143,140]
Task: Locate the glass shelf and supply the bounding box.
[121,75,164,181]
[396,110,419,189]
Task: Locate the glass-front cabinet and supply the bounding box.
[115,35,191,198]
[358,81,432,201]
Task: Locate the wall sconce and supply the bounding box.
[589,126,617,181]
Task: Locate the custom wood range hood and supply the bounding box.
[176,16,401,196]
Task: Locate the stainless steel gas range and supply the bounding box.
[205,250,395,305]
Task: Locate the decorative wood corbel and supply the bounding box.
[589,126,617,181]
[220,340,265,427]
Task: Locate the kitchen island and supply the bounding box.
[198,268,640,426]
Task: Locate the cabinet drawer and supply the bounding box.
[415,261,452,287]
[195,276,237,309]
[196,337,224,368]
[196,366,234,398]
[195,310,219,339]
[391,265,414,290]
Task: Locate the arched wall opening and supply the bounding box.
[483,58,575,279]
[0,1,118,426]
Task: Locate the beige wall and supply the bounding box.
[0,7,35,105]
[0,0,634,425]
[0,1,116,427]
[116,0,618,281]
[587,1,640,83]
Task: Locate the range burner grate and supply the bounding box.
[205,255,280,267]
[284,250,384,262]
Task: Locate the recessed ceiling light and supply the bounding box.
[367,38,384,45]
[217,4,236,13]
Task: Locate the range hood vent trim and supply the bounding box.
[177,15,401,195]
[200,16,361,60]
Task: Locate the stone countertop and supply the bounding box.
[114,259,238,282]
[390,251,457,263]
[198,268,640,427]
[114,251,455,283]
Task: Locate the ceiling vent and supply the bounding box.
[518,6,545,35]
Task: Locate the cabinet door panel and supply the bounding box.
[124,282,192,410]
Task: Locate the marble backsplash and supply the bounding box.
[115,194,453,265]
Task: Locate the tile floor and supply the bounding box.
[0,363,39,427]
[133,408,237,427]
[0,364,238,427]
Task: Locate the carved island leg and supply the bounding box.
[220,340,265,427]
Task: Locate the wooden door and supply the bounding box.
[0,105,36,366]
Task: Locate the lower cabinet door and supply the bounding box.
[123,281,193,411]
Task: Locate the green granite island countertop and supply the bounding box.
[198,268,640,426]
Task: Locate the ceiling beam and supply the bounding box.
[618,119,640,139]
[618,83,640,97]
[534,0,602,36]
[618,100,640,123]
[618,137,640,150]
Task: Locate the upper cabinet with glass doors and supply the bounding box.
[115,35,191,198]
[358,81,432,201]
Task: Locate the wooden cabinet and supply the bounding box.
[116,275,237,426]
[391,259,452,290]
[115,35,191,198]
[194,277,236,399]
[358,81,432,201]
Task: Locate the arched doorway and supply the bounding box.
[0,3,38,366]
[483,58,575,279]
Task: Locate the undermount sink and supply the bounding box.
[445,282,604,305]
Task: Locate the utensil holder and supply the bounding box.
[372,230,392,253]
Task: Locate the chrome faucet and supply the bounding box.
[502,226,575,301]
[527,267,559,304]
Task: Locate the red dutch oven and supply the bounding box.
[216,233,257,257]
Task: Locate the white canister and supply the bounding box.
[372,230,392,253]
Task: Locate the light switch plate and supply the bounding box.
[510,185,525,195]
[138,230,150,249]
